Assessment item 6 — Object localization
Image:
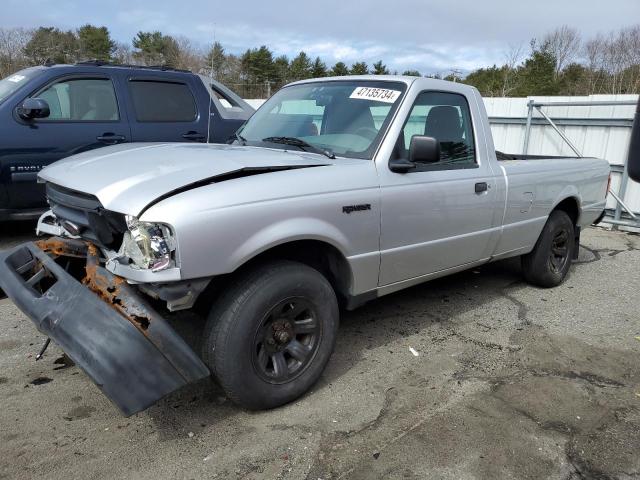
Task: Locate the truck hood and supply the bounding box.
[39,143,332,215]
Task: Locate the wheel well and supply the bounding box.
[200,241,352,308]
[553,197,580,225]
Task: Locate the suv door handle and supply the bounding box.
[475,182,488,193]
[182,131,206,141]
[97,133,126,144]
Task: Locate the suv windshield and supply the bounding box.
[236,80,407,159]
[0,68,41,105]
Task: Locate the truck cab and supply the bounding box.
[0,62,253,220]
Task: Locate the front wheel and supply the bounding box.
[202,260,339,409]
[521,210,575,288]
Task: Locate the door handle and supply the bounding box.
[475,182,488,193]
[182,131,206,141]
[97,134,126,144]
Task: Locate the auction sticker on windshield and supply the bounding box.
[350,87,401,104]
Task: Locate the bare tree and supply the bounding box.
[584,35,606,93]
[501,42,523,96]
[165,36,204,71]
[543,25,581,77]
[111,42,135,64]
[617,25,640,94]
[585,25,640,94]
[0,27,33,77]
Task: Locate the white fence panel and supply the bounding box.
[485,94,639,221]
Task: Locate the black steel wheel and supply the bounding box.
[202,260,339,410]
[252,297,321,384]
[549,229,571,274]
[522,210,575,288]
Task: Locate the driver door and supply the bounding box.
[378,90,501,286]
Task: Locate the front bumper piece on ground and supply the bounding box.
[0,237,210,416]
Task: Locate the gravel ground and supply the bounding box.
[0,224,639,480]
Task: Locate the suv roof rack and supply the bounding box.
[74,60,192,73]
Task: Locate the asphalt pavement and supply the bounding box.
[1,224,639,479]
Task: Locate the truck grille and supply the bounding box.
[46,183,127,249]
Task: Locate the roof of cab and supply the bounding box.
[287,74,480,95]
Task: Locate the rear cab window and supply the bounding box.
[127,80,197,122]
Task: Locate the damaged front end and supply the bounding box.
[0,237,210,416]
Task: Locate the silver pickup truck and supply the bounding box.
[0,76,611,416]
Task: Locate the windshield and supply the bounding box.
[236,80,407,159]
[0,68,40,105]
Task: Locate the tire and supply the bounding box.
[202,260,339,409]
[521,210,575,288]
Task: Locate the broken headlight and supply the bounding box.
[119,216,177,272]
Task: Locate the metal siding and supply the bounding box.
[485,94,639,216]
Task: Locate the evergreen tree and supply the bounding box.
[349,62,368,75]
[205,41,226,79]
[330,61,349,76]
[463,65,505,96]
[77,25,114,61]
[372,60,389,75]
[23,27,78,64]
[273,55,290,86]
[132,31,173,65]
[289,51,312,80]
[250,46,275,83]
[311,56,327,78]
[512,42,559,96]
[402,69,421,76]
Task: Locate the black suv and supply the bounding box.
[0,62,254,220]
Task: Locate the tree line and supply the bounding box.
[1,24,638,98]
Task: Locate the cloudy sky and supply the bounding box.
[2,0,639,74]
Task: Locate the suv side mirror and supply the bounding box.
[628,97,640,183]
[18,98,50,120]
[409,135,440,164]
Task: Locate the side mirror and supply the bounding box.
[18,98,50,120]
[628,97,640,183]
[409,135,440,164]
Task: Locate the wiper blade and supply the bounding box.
[262,136,335,159]
[233,132,247,145]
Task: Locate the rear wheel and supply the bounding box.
[521,210,575,288]
[202,260,339,409]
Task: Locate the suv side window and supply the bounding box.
[128,80,197,122]
[394,91,476,168]
[35,78,119,121]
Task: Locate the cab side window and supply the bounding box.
[36,78,119,121]
[393,91,476,168]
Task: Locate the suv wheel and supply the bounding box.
[202,260,339,409]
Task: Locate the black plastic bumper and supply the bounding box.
[0,240,210,416]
